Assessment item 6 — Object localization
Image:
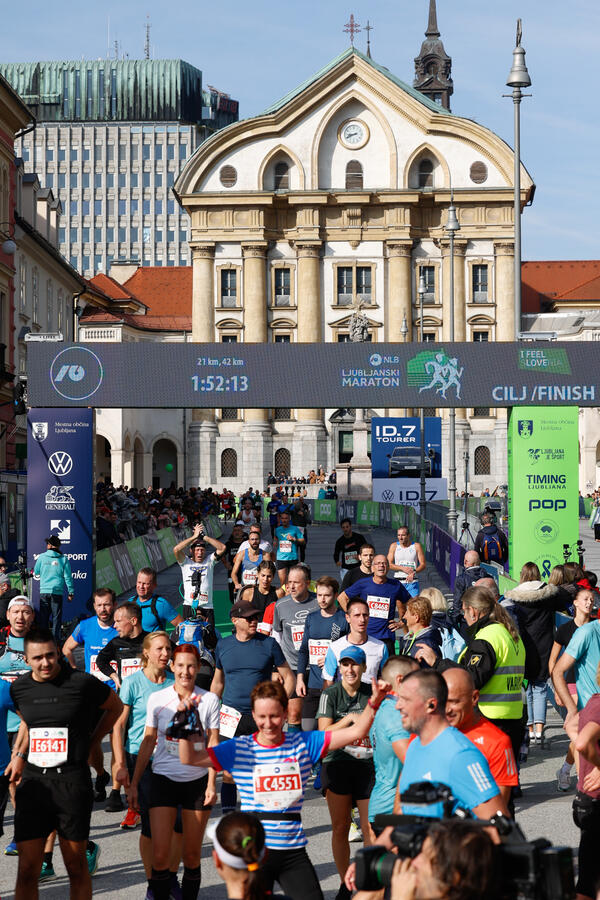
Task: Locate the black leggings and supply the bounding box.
[261,847,323,900]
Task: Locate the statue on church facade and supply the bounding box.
[349,297,370,342]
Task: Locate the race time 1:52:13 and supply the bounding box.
[191,375,249,392]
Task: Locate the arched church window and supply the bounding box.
[345,160,363,190]
[474,446,491,475]
[274,162,289,190]
[418,159,434,188]
[221,448,238,477]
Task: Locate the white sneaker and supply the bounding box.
[556,767,571,792]
[348,821,363,842]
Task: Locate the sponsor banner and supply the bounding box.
[127,536,151,574]
[28,342,599,409]
[303,499,315,522]
[202,515,223,539]
[157,527,177,562]
[109,543,136,592]
[371,417,442,479]
[27,409,93,617]
[313,500,336,523]
[372,479,448,507]
[95,549,123,596]
[142,534,167,571]
[508,407,579,580]
[357,501,379,527]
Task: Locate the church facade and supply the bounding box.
[174,42,533,493]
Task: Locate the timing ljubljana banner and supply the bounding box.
[507,406,578,580]
[371,417,447,507]
[27,409,94,620]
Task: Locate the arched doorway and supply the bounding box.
[153,438,178,489]
[96,435,111,484]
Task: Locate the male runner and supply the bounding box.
[231,528,271,593]
[387,526,426,597]
[129,568,182,633]
[333,519,366,581]
[173,523,226,625]
[338,555,408,653]
[7,627,122,900]
[222,523,246,604]
[323,598,389,687]
[340,543,375,592]
[273,510,305,586]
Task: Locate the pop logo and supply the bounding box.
[528,499,566,512]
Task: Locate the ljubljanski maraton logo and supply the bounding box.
[341,352,401,388]
[50,346,104,401]
[517,420,534,439]
[48,451,73,476]
[406,350,463,400]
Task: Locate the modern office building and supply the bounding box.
[0,59,238,277]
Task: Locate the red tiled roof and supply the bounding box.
[89,272,140,302]
[522,261,600,311]
[79,305,190,332]
[123,267,192,315]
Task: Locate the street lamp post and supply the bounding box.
[506,19,531,340]
[418,274,427,522]
[446,201,460,538]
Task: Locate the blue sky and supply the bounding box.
[2,0,598,261]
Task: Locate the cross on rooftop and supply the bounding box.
[344,14,361,46]
[365,20,373,57]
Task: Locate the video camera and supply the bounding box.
[354,782,575,900]
[190,568,204,601]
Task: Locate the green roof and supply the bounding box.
[261,47,452,117]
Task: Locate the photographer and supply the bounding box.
[353,819,497,900]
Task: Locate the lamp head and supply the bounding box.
[506,45,531,89]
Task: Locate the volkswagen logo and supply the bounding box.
[382,490,394,501]
[50,347,104,401]
[48,451,73,476]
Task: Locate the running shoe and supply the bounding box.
[4,841,18,856]
[94,770,111,802]
[144,890,155,900]
[39,861,56,882]
[348,821,363,842]
[557,767,571,792]
[105,790,125,812]
[86,842,101,876]
[120,808,141,830]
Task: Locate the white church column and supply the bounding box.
[188,244,218,486]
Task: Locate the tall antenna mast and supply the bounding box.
[144,15,151,59]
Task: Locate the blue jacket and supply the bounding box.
[34,549,74,595]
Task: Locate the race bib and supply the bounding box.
[308,639,330,664]
[242,569,258,586]
[367,595,391,619]
[290,624,305,650]
[220,704,242,738]
[29,727,68,768]
[344,551,358,566]
[253,762,303,810]
[257,621,272,636]
[279,540,292,554]
[90,654,114,682]
[121,657,142,679]
[345,737,373,760]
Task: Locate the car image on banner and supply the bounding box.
[371,417,447,506]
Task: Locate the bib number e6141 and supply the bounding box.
[29,727,68,768]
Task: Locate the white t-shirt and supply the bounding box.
[145,684,220,781]
[238,539,273,555]
[322,635,388,684]
[180,553,218,609]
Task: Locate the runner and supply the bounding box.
[62,587,118,802]
[210,598,294,814]
[112,632,183,893]
[173,523,226,626]
[272,566,318,731]
[317,645,376,900]
[273,510,305,587]
[333,519,366,582]
[339,543,375,592]
[231,529,269,594]
[223,523,247,604]
[387,526,426,597]
[129,644,220,900]
[296,576,348,729]
[208,811,271,900]
[337,555,408,654]
[129,567,182,632]
[323,598,389,686]
[290,498,311,563]
[178,677,391,900]
[7,627,123,900]
[248,561,285,623]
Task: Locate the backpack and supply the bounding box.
[440,627,466,662]
[481,531,503,563]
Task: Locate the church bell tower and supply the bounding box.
[413,0,453,111]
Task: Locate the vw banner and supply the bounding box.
[27,409,94,621]
[371,416,447,507]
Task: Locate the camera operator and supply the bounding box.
[353,819,497,900]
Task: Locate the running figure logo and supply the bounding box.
[406,350,463,400]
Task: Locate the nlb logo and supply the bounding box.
[50,347,103,401]
[528,499,566,512]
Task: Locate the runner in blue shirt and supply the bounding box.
[274,510,305,586]
[129,567,182,633]
[296,575,348,729]
[63,588,118,689]
[338,555,408,651]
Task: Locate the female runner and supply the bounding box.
[178,677,391,900]
[129,643,220,900]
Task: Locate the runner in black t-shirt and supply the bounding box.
[247,560,285,617]
[223,523,247,604]
[7,627,122,899]
[340,543,375,592]
[333,520,367,582]
[96,601,148,690]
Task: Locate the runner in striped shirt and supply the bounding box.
[178,677,391,900]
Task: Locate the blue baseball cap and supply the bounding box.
[339,645,366,666]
